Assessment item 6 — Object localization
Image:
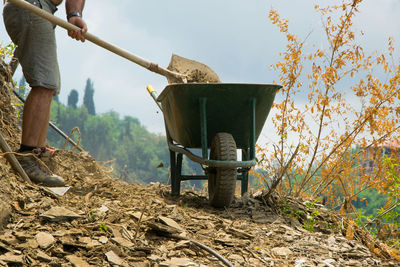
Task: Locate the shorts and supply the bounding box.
[3,0,60,94]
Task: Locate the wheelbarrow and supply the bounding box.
[147,83,281,208]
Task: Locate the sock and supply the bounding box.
[18,144,37,153]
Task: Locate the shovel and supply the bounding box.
[7,0,220,83]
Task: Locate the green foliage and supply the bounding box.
[0,42,15,59]
[17,76,27,97]
[353,189,388,217]
[302,218,316,232]
[83,78,96,115]
[382,155,400,199]
[280,199,335,233]
[379,156,400,229]
[352,155,400,247]
[87,210,105,223]
[13,76,28,118]
[99,223,108,232]
[47,99,200,184]
[67,89,79,109]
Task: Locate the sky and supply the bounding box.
[1,0,400,144]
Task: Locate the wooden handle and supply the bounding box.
[0,131,32,184]
[8,0,186,82]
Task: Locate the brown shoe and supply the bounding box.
[16,150,65,187]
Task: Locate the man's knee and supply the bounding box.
[29,86,55,102]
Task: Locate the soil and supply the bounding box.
[167,54,221,83]
[0,58,399,266]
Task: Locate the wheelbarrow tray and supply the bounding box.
[157,83,280,149]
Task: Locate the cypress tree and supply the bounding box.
[18,76,27,98]
[83,78,96,115]
[67,89,79,109]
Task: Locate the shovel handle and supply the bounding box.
[8,0,186,83]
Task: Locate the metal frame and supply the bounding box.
[168,97,257,196]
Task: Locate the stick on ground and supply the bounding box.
[0,131,32,184]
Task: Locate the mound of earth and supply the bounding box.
[167,54,220,84]
[0,59,399,266]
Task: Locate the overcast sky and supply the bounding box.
[1,0,400,144]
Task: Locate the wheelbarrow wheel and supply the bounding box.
[208,132,237,208]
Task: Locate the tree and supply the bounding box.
[18,76,25,88]
[83,78,96,115]
[67,89,79,109]
[254,0,400,199]
[17,76,27,98]
[252,1,400,254]
[47,103,180,185]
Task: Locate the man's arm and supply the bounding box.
[65,0,87,42]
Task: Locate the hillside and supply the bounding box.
[0,60,398,266]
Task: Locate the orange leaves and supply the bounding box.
[307,49,325,61]
[344,217,400,261]
[268,8,289,35]
[388,36,395,56]
[262,0,400,215]
[321,67,338,85]
[346,219,356,240]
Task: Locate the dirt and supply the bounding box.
[167,54,221,83]
[0,58,399,266]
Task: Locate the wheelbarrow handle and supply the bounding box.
[7,0,187,83]
[146,85,162,111]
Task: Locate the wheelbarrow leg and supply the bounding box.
[241,149,249,196]
[177,153,183,184]
[170,150,180,196]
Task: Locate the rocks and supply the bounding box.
[228,254,245,265]
[0,188,395,267]
[111,237,134,248]
[272,247,293,258]
[98,236,108,244]
[36,251,52,263]
[159,216,184,232]
[0,130,396,267]
[160,257,197,267]
[106,250,127,266]
[35,232,55,249]
[0,199,11,229]
[40,206,82,222]
[0,178,393,267]
[46,186,70,196]
[0,252,24,265]
[66,255,90,267]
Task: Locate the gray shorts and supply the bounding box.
[3,0,60,94]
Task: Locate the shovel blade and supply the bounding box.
[167,54,220,84]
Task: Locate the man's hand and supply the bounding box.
[68,16,87,42]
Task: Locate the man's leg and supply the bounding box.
[16,86,65,187]
[21,86,53,148]
[4,2,64,187]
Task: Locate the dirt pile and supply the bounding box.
[167,54,220,83]
[0,59,399,266]
[0,59,23,221]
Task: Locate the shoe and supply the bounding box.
[15,150,65,187]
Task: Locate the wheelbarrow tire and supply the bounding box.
[208,132,237,208]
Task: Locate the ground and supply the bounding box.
[0,59,399,266]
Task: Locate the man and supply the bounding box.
[3,0,87,186]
